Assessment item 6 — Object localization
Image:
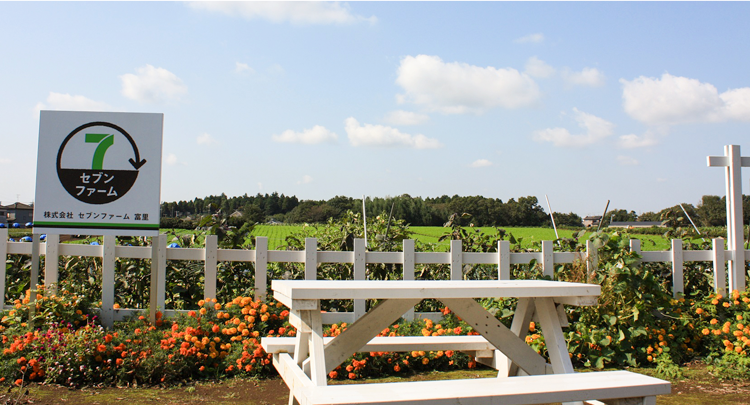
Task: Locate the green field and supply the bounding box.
[7,225,708,252]
[238,225,701,252]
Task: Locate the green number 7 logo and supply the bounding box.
[85,133,114,170]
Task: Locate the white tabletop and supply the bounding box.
[272,279,600,307]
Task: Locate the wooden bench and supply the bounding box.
[274,352,670,405]
[262,335,497,355]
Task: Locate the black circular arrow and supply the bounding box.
[56,121,146,172]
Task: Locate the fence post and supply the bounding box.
[305,238,317,280]
[498,240,510,280]
[671,239,684,297]
[402,239,415,321]
[542,240,554,279]
[586,240,598,277]
[150,234,166,324]
[204,235,218,301]
[354,238,366,320]
[101,235,116,329]
[629,239,642,265]
[44,234,59,296]
[713,238,727,296]
[30,233,40,303]
[450,240,462,280]
[0,228,7,308]
[254,236,268,301]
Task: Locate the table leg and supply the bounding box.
[497,297,535,377]
[441,298,547,376]
[292,308,328,386]
[535,297,583,405]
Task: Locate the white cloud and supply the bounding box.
[345,117,442,149]
[396,55,540,114]
[197,133,218,146]
[515,33,544,43]
[189,2,377,25]
[272,125,338,144]
[618,129,661,149]
[524,57,555,79]
[120,65,187,103]
[165,153,178,165]
[235,62,254,74]
[621,73,750,125]
[533,108,614,147]
[0,158,11,165]
[34,92,111,112]
[383,110,430,126]
[562,67,605,87]
[470,159,493,168]
[297,175,313,185]
[616,156,639,166]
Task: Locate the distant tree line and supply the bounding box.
[159,193,746,230]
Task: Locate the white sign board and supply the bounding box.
[33,111,163,236]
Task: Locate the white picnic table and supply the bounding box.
[263,280,670,405]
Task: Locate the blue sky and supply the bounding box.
[2,1,750,217]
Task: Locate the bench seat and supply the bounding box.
[262,335,498,354]
[304,369,669,405]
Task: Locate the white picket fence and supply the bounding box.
[0,228,739,328]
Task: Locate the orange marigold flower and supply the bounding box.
[348,373,356,380]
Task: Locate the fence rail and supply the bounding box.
[0,228,740,328]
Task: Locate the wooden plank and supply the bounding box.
[166,248,204,261]
[204,235,218,300]
[501,297,535,377]
[324,298,421,372]
[263,335,496,354]
[299,370,670,405]
[115,245,150,259]
[273,353,313,405]
[441,297,547,376]
[271,280,600,301]
[254,236,268,300]
[354,238,366,320]
[413,252,450,264]
[498,240,510,280]
[305,238,317,281]
[535,297,574,374]
[317,251,353,263]
[542,241,554,278]
[713,238,726,296]
[43,234,60,295]
[402,239,415,321]
[671,240,684,297]
[366,252,402,264]
[450,240,462,280]
[101,235,116,329]
[217,248,255,262]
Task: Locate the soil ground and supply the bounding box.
[1,363,749,405]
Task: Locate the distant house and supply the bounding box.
[583,216,601,228]
[609,221,664,229]
[2,202,34,225]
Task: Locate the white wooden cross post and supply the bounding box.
[707,145,748,292]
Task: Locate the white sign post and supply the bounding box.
[707,144,749,292]
[33,111,164,328]
[33,111,163,236]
